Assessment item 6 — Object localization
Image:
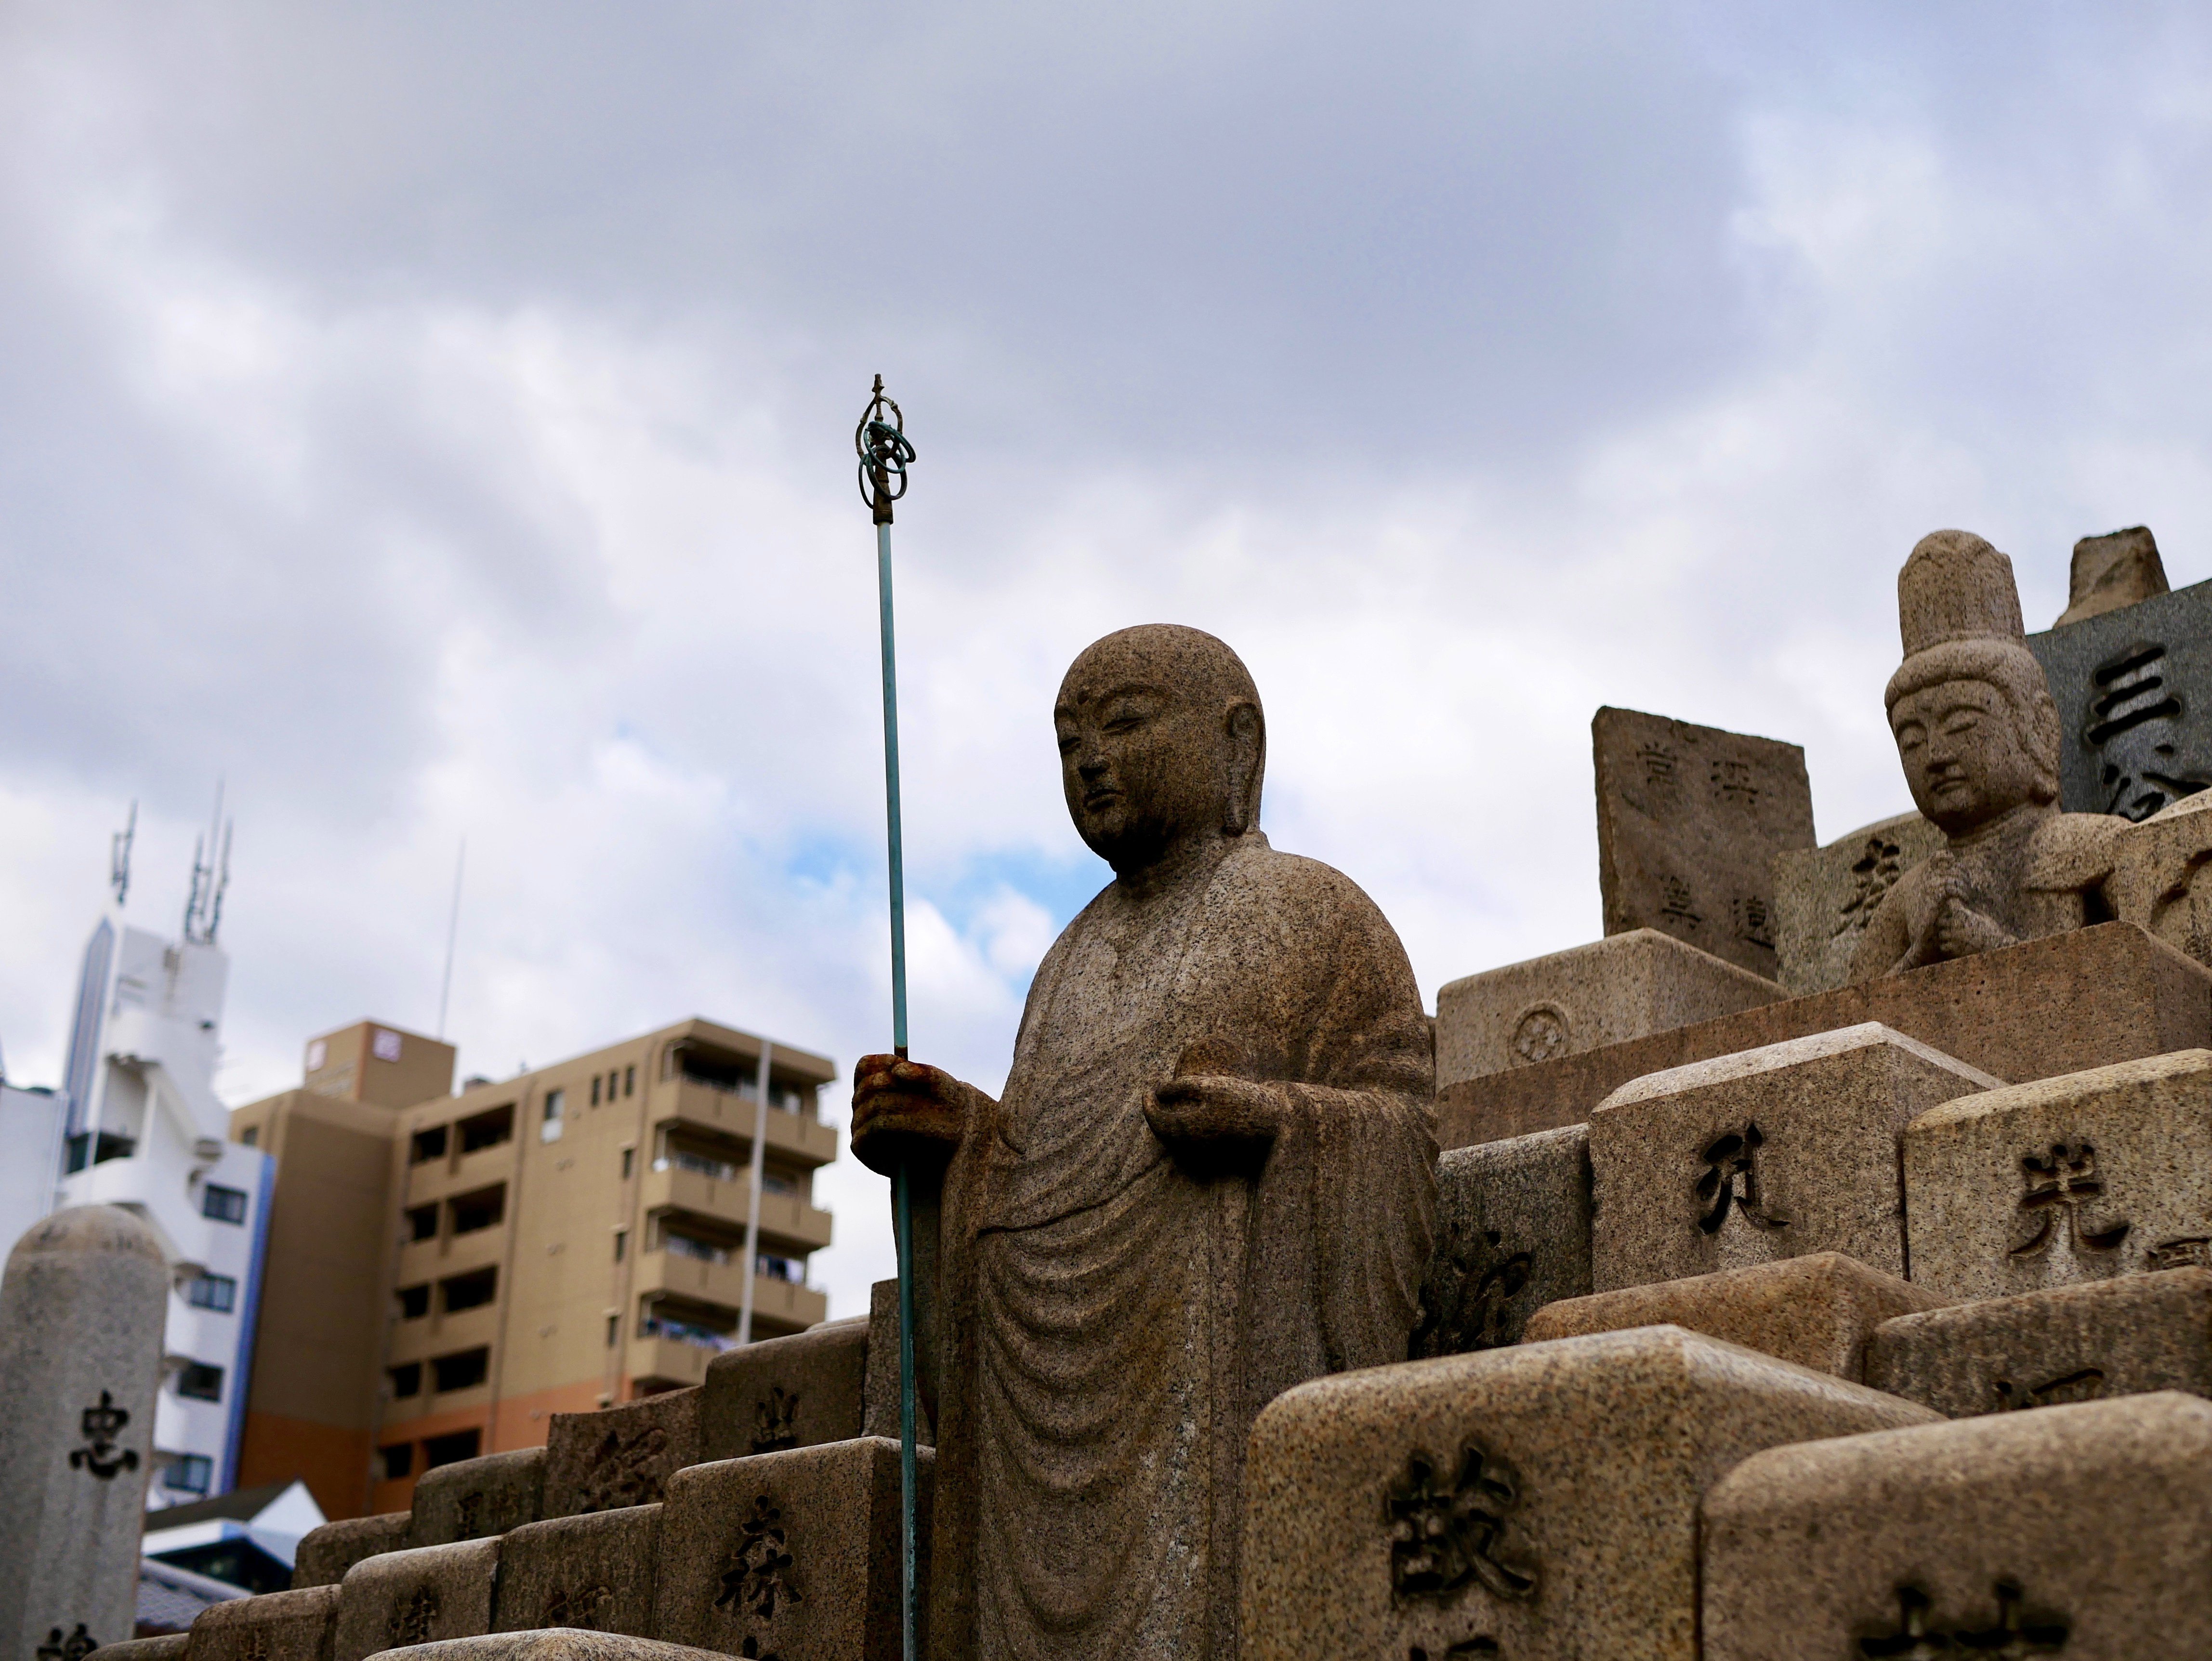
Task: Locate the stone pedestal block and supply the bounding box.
[1589,1025,1993,1291]
[2106,794,2212,971]
[1593,707,1817,979]
[1903,1048,2212,1302]
[333,1540,500,1661]
[1439,923,2212,1148]
[1703,1391,2212,1660]
[1434,931,1781,1088]
[1868,1265,2212,1416]
[701,1318,867,1462]
[1773,811,1949,996]
[653,1437,929,1661]
[494,1505,662,1638]
[545,1388,700,1516]
[1412,1125,1591,1358]
[92,1637,187,1661]
[294,1513,411,1589]
[1241,1325,1936,1661]
[190,1585,341,1661]
[1523,1252,1944,1381]
[860,1283,932,1445]
[0,1207,169,1660]
[410,1449,545,1545]
[380,1635,733,1661]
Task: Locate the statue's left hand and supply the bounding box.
[1933,893,2019,959]
[1146,1074,1289,1147]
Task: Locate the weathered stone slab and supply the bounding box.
[92,1636,188,1661]
[189,1585,341,1661]
[410,1448,545,1545]
[1773,810,1949,996]
[544,1389,699,1517]
[294,1513,411,1589]
[1702,1390,2212,1659]
[2028,572,2212,819]
[1434,930,1781,1088]
[1439,921,2212,1147]
[1241,1325,1937,1661]
[1412,1125,1590,1358]
[1589,1025,1993,1291]
[382,1635,730,1661]
[653,1437,928,1661]
[2054,524,2169,628]
[493,1505,661,1638]
[1593,707,1817,979]
[700,1318,866,1463]
[1867,1266,2212,1416]
[333,1541,500,1661]
[1523,1252,1944,1381]
[860,1282,932,1445]
[2107,792,2212,971]
[1904,1049,2212,1303]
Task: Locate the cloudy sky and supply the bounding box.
[4,2,2209,1318]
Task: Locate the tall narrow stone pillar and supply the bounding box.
[0,1206,170,1658]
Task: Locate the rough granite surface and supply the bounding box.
[1772,810,1949,996]
[1241,1324,1937,1661]
[701,1317,867,1462]
[493,1505,662,1638]
[189,1585,341,1661]
[2106,791,2212,972]
[294,1514,411,1589]
[860,1280,933,1445]
[1867,1266,2212,1415]
[380,1635,732,1661]
[91,1637,188,1661]
[1703,1390,2212,1660]
[2053,524,2169,628]
[1433,929,1781,1088]
[544,1388,699,1517]
[409,1449,545,1546]
[1523,1251,1945,1381]
[1588,1024,1995,1290]
[332,1539,500,1661]
[1413,1125,1591,1357]
[1903,1048,2212,1302]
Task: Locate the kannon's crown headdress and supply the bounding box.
[1885,529,2043,712]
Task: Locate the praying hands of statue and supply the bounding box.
[1901,858,2020,969]
[849,1053,982,1178]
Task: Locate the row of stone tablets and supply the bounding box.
[1242,1324,2212,1661]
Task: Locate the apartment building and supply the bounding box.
[230,1016,837,1518]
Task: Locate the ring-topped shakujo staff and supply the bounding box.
[856,374,921,1661]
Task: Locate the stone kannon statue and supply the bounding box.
[850,624,1437,1661]
[1850,530,2121,982]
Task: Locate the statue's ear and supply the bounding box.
[1223,702,1264,835]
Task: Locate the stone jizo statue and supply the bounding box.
[1851,530,2119,982]
[851,624,1437,1661]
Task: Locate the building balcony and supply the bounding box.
[625,1333,718,1391]
[633,1250,828,1331]
[385,1303,501,1365]
[652,1078,839,1169]
[638,1161,833,1255]
[402,1138,521,1207]
[395,1223,505,1285]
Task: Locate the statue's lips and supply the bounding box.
[1082,788,1121,812]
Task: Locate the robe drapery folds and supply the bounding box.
[924,833,1437,1661]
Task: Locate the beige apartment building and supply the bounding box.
[230,1016,837,1519]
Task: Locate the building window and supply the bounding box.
[239,1126,259,1148]
[422,1428,482,1469]
[458,1104,514,1153]
[441,1267,497,1313]
[432,1347,490,1393]
[613,1229,627,1263]
[448,1186,505,1236]
[541,1090,564,1144]
[410,1125,448,1164]
[590,1075,601,1107]
[757,1255,800,1284]
[624,1066,635,1097]
[762,1172,796,1197]
[387,1362,422,1398]
[176,1362,224,1402]
[405,1203,439,1243]
[201,1184,248,1225]
[397,1284,431,1319]
[372,1028,403,1063]
[164,1454,214,1495]
[667,1231,730,1266]
[379,1443,414,1481]
[185,1273,237,1313]
[620,1147,634,1179]
[306,1038,329,1072]
[606,1314,619,1348]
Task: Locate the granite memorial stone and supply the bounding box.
[1854,529,2124,980]
[379,1634,731,1661]
[1593,707,1817,979]
[1240,1325,1937,1661]
[701,1318,865,1463]
[333,1540,500,1661]
[653,1437,925,1661]
[1772,810,1948,995]
[859,1281,931,1444]
[846,625,1437,1661]
[1522,1251,1944,1381]
[494,1505,662,1639]
[1412,1125,1591,1358]
[0,1206,169,1661]
[1702,1390,2212,1660]
[295,1513,412,1589]
[544,1388,699,1517]
[2053,524,2169,628]
[94,1636,187,1661]
[1588,1024,1994,1291]
[2106,790,2212,969]
[410,1448,545,1545]
[1433,930,1781,1089]
[190,1585,342,1661]
[1867,1266,2212,1416]
[1902,1048,2212,1302]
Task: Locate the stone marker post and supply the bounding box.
[0,1205,170,1658]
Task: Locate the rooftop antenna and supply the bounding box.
[437,837,466,1040]
[184,782,233,945]
[109,802,137,908]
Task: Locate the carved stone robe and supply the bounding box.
[924,831,1437,1661]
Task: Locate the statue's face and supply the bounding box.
[1054,640,1232,873]
[1890,678,2045,835]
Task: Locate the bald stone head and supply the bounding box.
[1054,625,1266,880]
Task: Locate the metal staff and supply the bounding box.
[856,375,920,1661]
